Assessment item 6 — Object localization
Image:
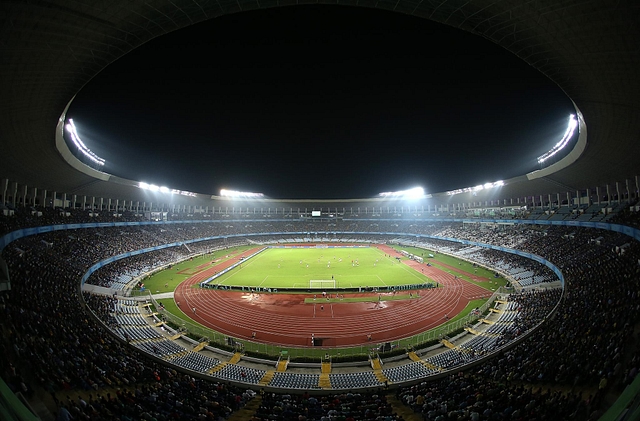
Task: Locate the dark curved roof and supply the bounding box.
[1,1,639,206]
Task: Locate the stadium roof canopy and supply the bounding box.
[1,1,639,206]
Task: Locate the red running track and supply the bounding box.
[173,245,493,347]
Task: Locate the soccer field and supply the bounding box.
[211,246,432,290]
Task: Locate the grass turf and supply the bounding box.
[211,246,433,290]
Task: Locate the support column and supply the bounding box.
[0,179,8,205]
[11,182,18,207]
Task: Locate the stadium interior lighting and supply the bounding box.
[378,187,425,199]
[171,189,197,197]
[220,189,264,198]
[446,180,504,196]
[139,182,159,192]
[64,119,105,166]
[138,182,196,196]
[537,114,578,164]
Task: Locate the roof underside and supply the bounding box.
[1,0,639,206]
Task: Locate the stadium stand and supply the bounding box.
[1,210,639,420]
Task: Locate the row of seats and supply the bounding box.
[116,325,163,342]
[383,362,438,382]
[426,348,480,369]
[270,372,320,389]
[460,334,499,353]
[170,352,220,372]
[114,301,140,314]
[328,372,381,389]
[114,313,148,326]
[518,273,555,286]
[213,364,265,384]
[485,321,514,335]
[134,339,186,357]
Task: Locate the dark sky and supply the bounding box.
[67,5,576,200]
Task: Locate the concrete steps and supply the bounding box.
[259,370,275,386]
[229,352,242,364]
[319,373,331,389]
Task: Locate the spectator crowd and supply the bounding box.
[0,207,639,420]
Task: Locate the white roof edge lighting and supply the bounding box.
[138,182,197,197]
[220,189,264,198]
[446,180,504,196]
[378,187,427,199]
[537,114,578,164]
[65,119,105,166]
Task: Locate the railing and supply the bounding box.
[404,287,507,350]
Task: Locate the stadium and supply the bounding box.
[1,2,640,421]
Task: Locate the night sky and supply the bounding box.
[67,5,576,200]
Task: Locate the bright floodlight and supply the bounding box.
[537,114,578,164]
[138,182,197,196]
[65,119,105,166]
[446,180,504,196]
[378,187,425,199]
[220,189,264,198]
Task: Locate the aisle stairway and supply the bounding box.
[228,395,262,421]
[387,393,422,421]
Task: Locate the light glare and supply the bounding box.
[220,189,264,198]
[378,187,425,199]
[139,182,197,196]
[446,180,505,196]
[65,119,105,166]
[537,114,578,164]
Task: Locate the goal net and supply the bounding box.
[309,280,336,289]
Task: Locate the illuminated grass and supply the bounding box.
[211,247,433,290]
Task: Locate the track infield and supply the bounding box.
[172,244,495,347]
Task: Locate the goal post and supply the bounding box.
[309,280,336,289]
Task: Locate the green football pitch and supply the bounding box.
[211,247,432,290]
